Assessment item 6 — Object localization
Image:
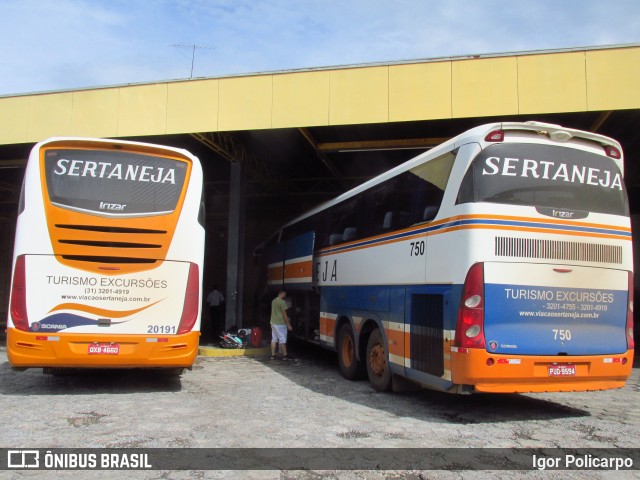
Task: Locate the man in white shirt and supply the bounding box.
[206,285,225,336]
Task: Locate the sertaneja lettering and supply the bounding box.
[54,159,176,184]
[482,157,623,190]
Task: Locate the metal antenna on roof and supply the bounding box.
[171,44,216,78]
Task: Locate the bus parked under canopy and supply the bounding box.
[7,137,205,373]
[257,122,633,394]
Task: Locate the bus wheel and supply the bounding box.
[337,323,363,380]
[155,368,185,377]
[366,328,392,392]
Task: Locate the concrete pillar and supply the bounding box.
[225,162,246,330]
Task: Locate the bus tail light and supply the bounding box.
[177,263,200,334]
[10,255,30,332]
[627,271,634,350]
[454,263,486,349]
[484,130,504,142]
[604,145,622,159]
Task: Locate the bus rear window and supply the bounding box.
[457,143,628,216]
[44,149,188,216]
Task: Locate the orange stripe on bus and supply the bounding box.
[284,260,313,280]
[447,224,631,241]
[455,214,631,233]
[320,316,336,337]
[385,328,405,357]
[318,214,630,255]
[443,339,452,372]
[267,265,284,282]
[49,301,160,318]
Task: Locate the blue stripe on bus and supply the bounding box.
[319,217,630,255]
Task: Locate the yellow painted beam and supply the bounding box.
[218,75,273,131]
[117,84,168,137]
[329,66,389,125]
[0,96,28,144]
[587,48,640,111]
[452,56,519,118]
[27,92,74,140]
[71,88,120,137]
[389,61,452,121]
[518,52,587,114]
[167,79,219,134]
[272,71,330,128]
[0,45,638,145]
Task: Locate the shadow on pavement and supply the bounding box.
[0,361,183,395]
[256,338,595,425]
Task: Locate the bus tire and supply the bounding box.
[366,328,392,392]
[337,323,363,380]
[157,368,185,376]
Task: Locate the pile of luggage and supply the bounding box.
[218,327,262,348]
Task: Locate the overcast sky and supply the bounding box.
[1,0,639,96]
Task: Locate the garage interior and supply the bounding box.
[0,45,639,343]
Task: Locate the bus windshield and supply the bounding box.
[457,143,629,216]
[44,148,188,215]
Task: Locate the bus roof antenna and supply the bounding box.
[171,44,216,78]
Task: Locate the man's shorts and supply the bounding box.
[271,324,288,344]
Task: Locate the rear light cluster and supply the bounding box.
[454,263,486,349]
[10,255,29,332]
[485,128,622,161]
[604,145,622,159]
[627,271,635,351]
[177,263,200,334]
[484,130,504,142]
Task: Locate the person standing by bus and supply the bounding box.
[270,290,293,360]
[206,285,225,336]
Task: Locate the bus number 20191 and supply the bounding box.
[410,241,425,256]
[147,325,177,334]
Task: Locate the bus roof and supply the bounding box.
[273,121,622,236]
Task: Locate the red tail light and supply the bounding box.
[10,255,30,331]
[455,263,486,349]
[627,271,634,350]
[177,263,200,334]
[604,145,621,159]
[484,130,504,142]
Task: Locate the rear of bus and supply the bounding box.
[448,123,633,393]
[7,138,204,371]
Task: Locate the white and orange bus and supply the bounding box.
[7,137,204,373]
[259,122,634,393]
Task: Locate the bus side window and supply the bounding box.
[325,195,360,246]
[423,206,438,222]
[401,151,456,226]
[363,180,396,236]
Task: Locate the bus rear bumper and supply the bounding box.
[6,329,200,369]
[450,348,634,393]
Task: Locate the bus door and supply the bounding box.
[265,232,315,290]
[283,231,315,290]
[266,232,317,339]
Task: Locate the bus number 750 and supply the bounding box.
[410,241,425,257]
[553,329,572,341]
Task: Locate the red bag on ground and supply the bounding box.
[250,327,262,348]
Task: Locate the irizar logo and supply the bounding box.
[552,209,574,218]
[100,202,127,211]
